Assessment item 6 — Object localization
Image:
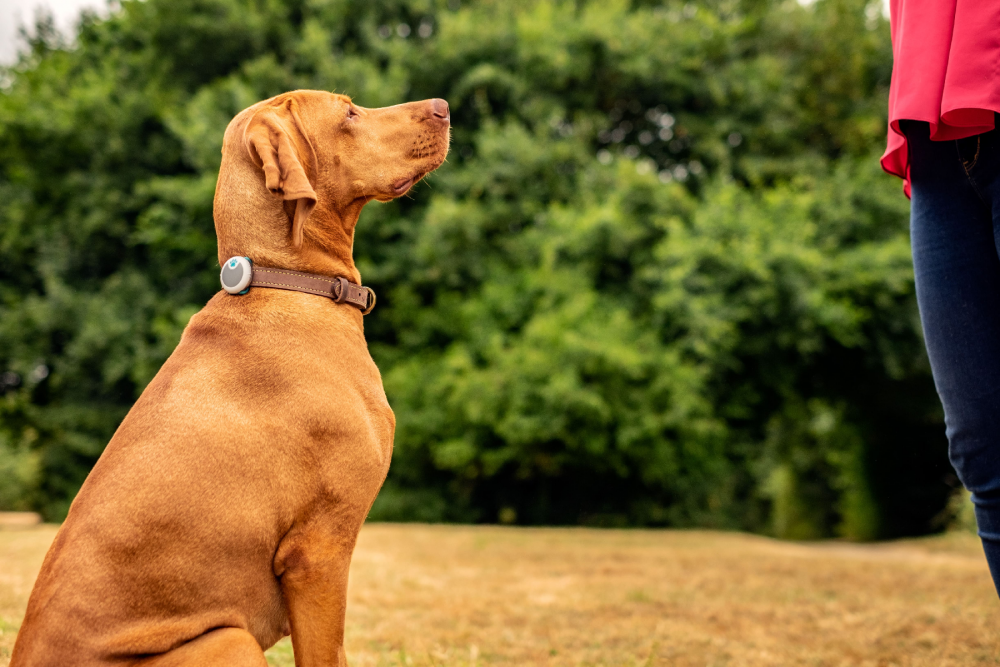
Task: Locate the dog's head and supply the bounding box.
[215,90,450,272]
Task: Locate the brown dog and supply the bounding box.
[10,90,450,667]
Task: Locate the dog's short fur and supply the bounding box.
[11,90,450,667]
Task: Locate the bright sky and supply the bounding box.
[0,0,105,64]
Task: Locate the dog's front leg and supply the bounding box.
[276,516,363,667]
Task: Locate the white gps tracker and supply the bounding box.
[220,256,253,294]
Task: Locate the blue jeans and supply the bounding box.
[906,118,1000,594]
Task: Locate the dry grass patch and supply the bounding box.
[1,524,997,666]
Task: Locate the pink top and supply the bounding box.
[881,0,1000,197]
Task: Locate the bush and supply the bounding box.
[0,0,950,537]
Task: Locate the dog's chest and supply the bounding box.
[298,347,395,471]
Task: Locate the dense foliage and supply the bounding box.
[0,0,951,538]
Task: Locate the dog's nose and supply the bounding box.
[431,98,450,121]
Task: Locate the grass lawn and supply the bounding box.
[1,524,998,666]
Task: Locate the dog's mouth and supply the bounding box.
[371,174,424,202]
[391,176,418,195]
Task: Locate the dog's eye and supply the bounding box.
[346,106,358,120]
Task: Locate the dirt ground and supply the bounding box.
[1,524,997,666]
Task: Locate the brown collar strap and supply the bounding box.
[252,267,375,314]
[219,256,376,314]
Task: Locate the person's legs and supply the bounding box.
[963,123,1000,580]
[906,120,1000,593]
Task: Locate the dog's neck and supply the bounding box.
[216,188,367,285]
[291,201,366,285]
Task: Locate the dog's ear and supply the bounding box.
[243,100,319,248]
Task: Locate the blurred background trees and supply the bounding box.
[0,0,951,539]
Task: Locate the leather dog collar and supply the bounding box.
[220,257,376,315]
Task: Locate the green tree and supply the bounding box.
[0,0,949,538]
